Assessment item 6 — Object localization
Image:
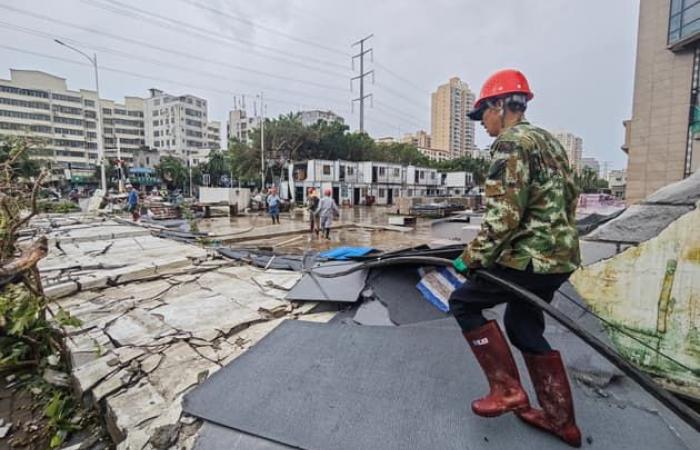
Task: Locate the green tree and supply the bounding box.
[574,167,608,193]
[156,156,188,190]
[201,149,228,186]
[0,136,42,179]
[434,156,491,185]
[228,138,261,183]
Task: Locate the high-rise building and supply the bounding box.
[299,110,344,127]
[553,131,583,173]
[227,109,260,144]
[0,69,145,182]
[581,157,601,176]
[430,77,476,159]
[623,0,700,204]
[207,121,221,150]
[401,130,431,148]
[144,88,208,163]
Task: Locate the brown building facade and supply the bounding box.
[625,0,700,203]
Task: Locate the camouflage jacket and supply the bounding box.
[461,121,581,273]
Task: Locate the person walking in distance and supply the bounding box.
[307,187,320,235]
[315,188,339,240]
[267,186,281,225]
[448,69,582,447]
[127,185,140,222]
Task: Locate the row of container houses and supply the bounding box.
[282,160,474,206]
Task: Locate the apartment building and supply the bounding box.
[0,69,146,182]
[624,0,700,203]
[144,88,208,162]
[553,130,583,173]
[227,109,260,144]
[431,77,476,159]
[207,121,222,150]
[417,146,451,162]
[299,110,344,127]
[401,130,431,148]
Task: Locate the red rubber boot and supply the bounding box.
[463,321,530,417]
[517,351,582,447]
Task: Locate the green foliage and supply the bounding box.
[574,167,609,193]
[434,156,491,185]
[45,392,81,448]
[155,156,188,190]
[37,200,81,214]
[0,136,42,180]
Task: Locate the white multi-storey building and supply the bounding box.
[553,130,583,173]
[298,110,344,127]
[0,69,145,182]
[227,109,260,144]
[207,121,222,150]
[288,160,442,206]
[144,88,208,163]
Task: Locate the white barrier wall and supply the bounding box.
[199,187,251,210]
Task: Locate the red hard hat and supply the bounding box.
[468,69,533,120]
[324,188,332,196]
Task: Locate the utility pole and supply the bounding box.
[116,137,124,193]
[351,34,374,133]
[54,40,107,192]
[260,92,265,190]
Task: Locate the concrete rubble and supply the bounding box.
[36,216,333,449]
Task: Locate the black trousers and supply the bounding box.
[448,264,571,354]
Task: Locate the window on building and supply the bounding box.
[393,168,400,177]
[347,166,354,175]
[379,167,386,176]
[0,109,50,121]
[669,0,700,46]
[420,171,425,179]
[102,108,112,115]
[0,85,49,98]
[322,165,332,175]
[379,188,386,197]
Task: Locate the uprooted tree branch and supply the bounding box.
[0,136,90,448]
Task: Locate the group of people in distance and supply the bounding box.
[266,186,339,240]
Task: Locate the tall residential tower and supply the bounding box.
[430,77,475,159]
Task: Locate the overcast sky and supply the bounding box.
[0,0,638,169]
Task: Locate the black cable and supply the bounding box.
[308,256,700,432]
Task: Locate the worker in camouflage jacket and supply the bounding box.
[448,69,582,447]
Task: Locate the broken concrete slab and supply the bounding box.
[147,342,217,402]
[105,380,168,443]
[105,308,176,347]
[151,293,263,339]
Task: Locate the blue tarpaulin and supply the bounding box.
[319,246,376,260]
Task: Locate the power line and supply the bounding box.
[0,44,344,112]
[351,34,374,133]
[374,81,428,113]
[175,0,350,57]
[0,5,349,92]
[0,21,352,107]
[374,59,430,95]
[83,0,350,75]
[373,100,427,130]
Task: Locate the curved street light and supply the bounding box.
[54,39,107,192]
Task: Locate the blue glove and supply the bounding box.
[452,256,468,274]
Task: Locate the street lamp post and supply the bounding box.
[54,39,107,192]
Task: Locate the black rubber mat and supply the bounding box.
[367,266,449,324]
[184,320,690,450]
[285,262,367,303]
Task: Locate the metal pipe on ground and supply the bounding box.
[308,255,700,432]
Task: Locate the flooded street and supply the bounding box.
[196,206,482,253]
